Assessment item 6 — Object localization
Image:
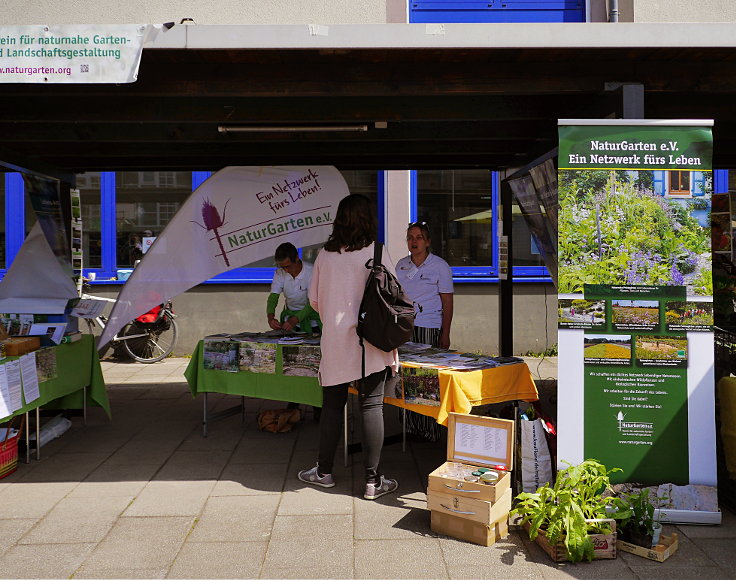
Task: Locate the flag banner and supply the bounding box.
[556,120,719,523]
[98,166,349,347]
[0,24,158,83]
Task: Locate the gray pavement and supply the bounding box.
[0,356,733,579]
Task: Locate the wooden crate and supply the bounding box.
[524,519,617,562]
[431,511,509,547]
[1,336,40,356]
[617,533,678,562]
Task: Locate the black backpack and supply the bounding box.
[357,242,415,362]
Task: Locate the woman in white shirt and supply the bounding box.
[396,222,454,349]
[297,194,399,501]
[395,222,454,441]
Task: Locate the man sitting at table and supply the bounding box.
[267,242,321,335]
[267,242,322,418]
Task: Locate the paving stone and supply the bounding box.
[0,542,96,578]
[211,462,288,496]
[167,541,267,578]
[123,480,215,517]
[80,516,194,570]
[188,495,279,542]
[0,481,77,519]
[354,538,448,578]
[0,518,36,552]
[67,462,160,498]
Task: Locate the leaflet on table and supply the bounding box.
[35,347,58,382]
[4,360,22,412]
[0,364,11,417]
[19,352,41,403]
[28,322,67,344]
[70,298,107,319]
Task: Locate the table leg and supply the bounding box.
[402,407,406,453]
[35,407,40,461]
[241,396,245,422]
[83,385,87,426]
[24,411,30,464]
[203,392,208,438]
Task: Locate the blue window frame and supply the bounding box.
[409,0,585,23]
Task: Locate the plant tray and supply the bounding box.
[524,519,617,562]
[617,533,678,562]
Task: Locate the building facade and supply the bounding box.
[2,1,735,355]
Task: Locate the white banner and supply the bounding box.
[98,166,349,347]
[0,24,157,83]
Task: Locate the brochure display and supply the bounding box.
[556,120,719,524]
[185,338,538,427]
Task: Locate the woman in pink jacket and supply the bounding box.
[298,194,400,500]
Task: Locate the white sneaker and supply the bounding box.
[364,476,398,500]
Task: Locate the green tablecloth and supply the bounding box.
[185,340,323,407]
[0,334,110,422]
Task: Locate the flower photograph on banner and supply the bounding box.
[559,170,712,296]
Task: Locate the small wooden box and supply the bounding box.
[427,413,515,503]
[428,487,512,526]
[617,533,678,562]
[1,336,41,356]
[431,511,509,547]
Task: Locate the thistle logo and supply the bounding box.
[192,198,231,267]
[616,411,653,432]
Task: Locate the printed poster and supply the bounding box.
[556,120,718,523]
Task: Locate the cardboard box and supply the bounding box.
[431,511,509,547]
[428,486,512,526]
[427,412,515,503]
[1,336,41,356]
[617,533,678,562]
[524,519,617,562]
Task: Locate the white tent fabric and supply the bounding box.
[0,221,78,314]
[98,166,349,347]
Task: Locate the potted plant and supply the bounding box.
[512,459,620,563]
[610,487,667,548]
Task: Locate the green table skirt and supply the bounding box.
[1,334,110,422]
[185,341,323,407]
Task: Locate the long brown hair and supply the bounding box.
[324,194,377,252]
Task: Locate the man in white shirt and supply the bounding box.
[267,242,321,333]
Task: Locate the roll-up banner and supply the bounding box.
[556,120,720,524]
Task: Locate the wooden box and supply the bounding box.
[617,533,678,562]
[431,511,509,547]
[1,336,41,356]
[427,412,515,503]
[524,519,617,562]
[428,487,512,526]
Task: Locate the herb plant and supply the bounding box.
[512,459,621,563]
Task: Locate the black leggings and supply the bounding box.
[317,367,390,483]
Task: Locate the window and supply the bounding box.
[115,171,192,267]
[668,171,691,196]
[415,169,493,270]
[77,172,102,268]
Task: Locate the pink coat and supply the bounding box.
[309,242,399,386]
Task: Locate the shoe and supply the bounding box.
[364,476,399,500]
[298,465,335,488]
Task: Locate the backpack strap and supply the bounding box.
[362,241,383,381]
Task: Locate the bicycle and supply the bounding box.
[81,291,179,363]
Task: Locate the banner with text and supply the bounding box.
[556,121,720,522]
[0,24,157,83]
[98,166,349,347]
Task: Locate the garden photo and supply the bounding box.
[559,169,712,296]
[635,335,688,366]
[665,300,714,330]
[282,344,320,377]
[583,334,632,364]
[612,299,660,330]
[400,366,441,406]
[558,298,605,327]
[239,342,277,374]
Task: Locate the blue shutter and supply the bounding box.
[410,0,585,23]
[652,171,666,196]
[691,171,705,196]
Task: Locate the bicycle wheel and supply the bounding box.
[122,313,178,363]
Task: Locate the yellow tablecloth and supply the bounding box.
[383,361,538,426]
